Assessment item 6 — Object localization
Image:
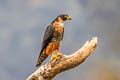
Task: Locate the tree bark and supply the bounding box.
[26,37,98,80]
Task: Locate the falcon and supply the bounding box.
[36,14,71,67]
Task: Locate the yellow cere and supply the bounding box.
[64,15,69,20]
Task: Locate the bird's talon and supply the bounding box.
[56,53,64,57]
[50,54,59,61]
[55,50,64,57]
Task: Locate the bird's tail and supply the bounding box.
[36,52,48,67]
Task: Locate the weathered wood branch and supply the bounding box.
[26,37,98,80]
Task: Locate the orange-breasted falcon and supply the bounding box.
[36,14,71,67]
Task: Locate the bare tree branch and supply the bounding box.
[26,37,98,80]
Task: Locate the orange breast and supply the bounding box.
[44,42,60,55]
[53,21,64,32]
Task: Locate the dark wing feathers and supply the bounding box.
[40,25,54,55]
[36,25,54,67]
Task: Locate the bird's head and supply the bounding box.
[52,14,71,24]
[57,14,71,21]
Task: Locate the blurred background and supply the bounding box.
[0,0,120,80]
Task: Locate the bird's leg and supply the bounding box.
[50,53,59,61]
[55,50,64,57]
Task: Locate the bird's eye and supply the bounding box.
[64,15,67,18]
[64,15,69,20]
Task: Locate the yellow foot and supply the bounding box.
[55,50,64,57]
[50,53,59,61]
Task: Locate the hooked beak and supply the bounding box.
[69,17,72,20]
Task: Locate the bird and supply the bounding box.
[36,14,71,67]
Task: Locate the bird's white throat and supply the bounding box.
[58,22,64,27]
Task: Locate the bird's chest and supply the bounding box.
[54,24,64,32]
[51,25,64,42]
[53,21,64,32]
